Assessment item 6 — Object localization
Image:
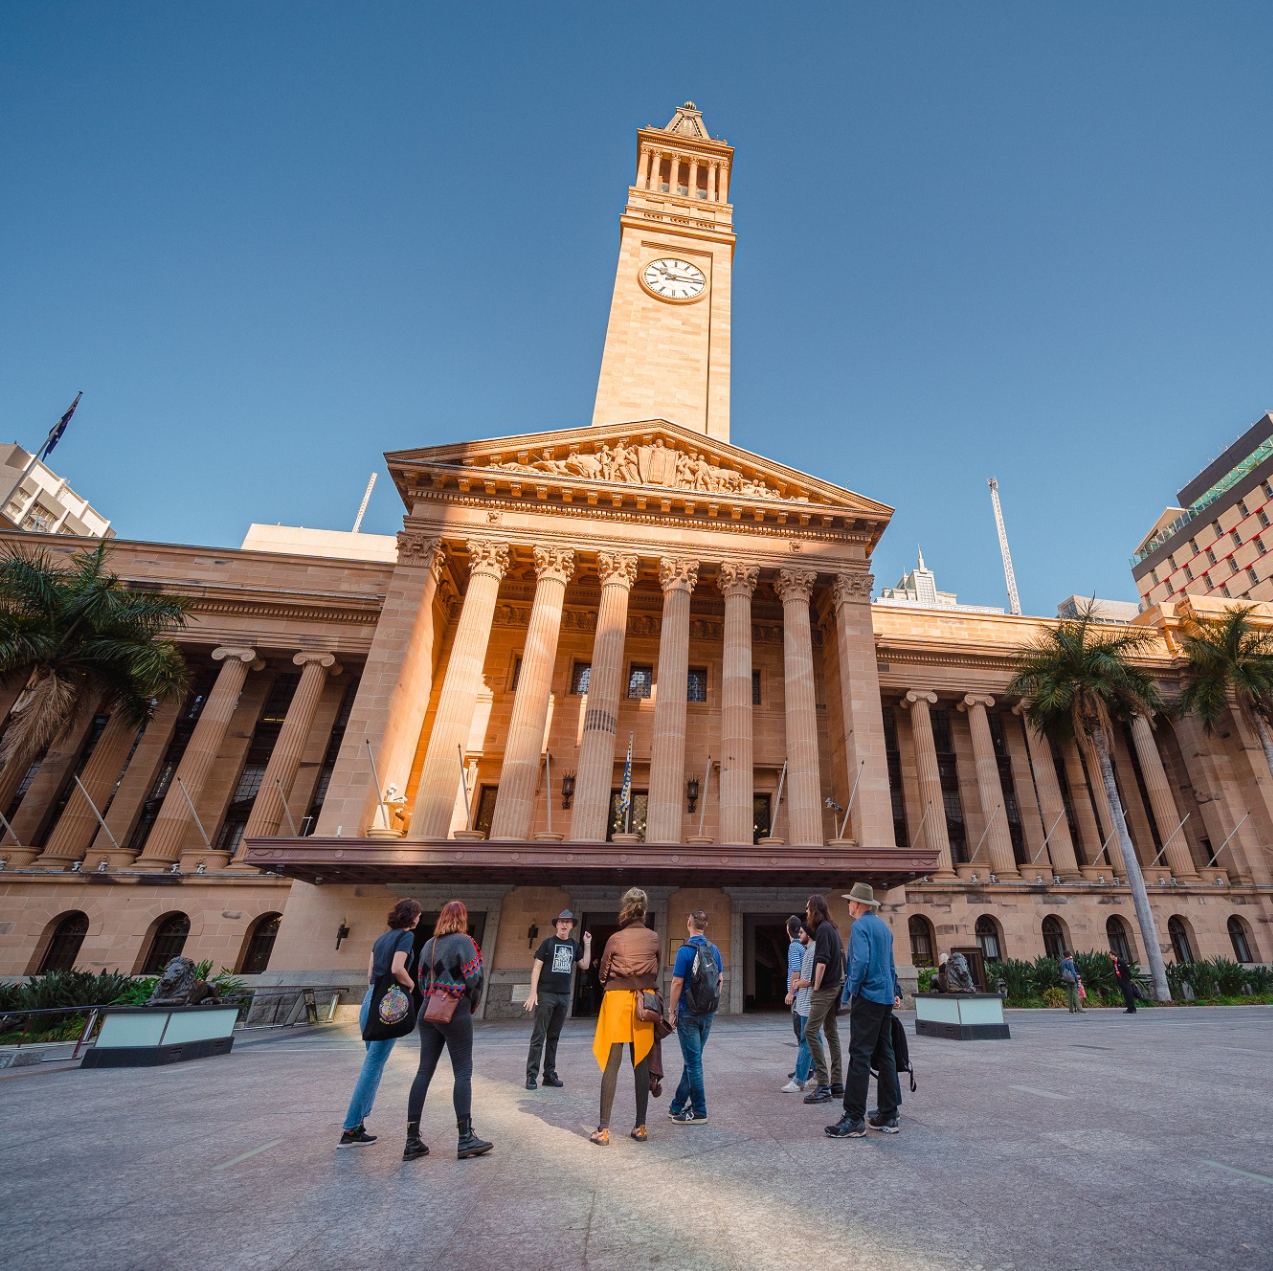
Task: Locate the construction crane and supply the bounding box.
[988,477,1022,616]
[351,472,377,533]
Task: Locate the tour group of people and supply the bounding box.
[336,882,907,1159]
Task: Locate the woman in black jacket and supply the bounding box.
[404,900,493,1162]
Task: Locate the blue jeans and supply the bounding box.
[343,988,399,1131]
[671,1011,714,1117]
[793,1010,812,1083]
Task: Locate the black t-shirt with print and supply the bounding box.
[534,936,583,994]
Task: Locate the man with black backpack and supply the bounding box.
[667,910,723,1126]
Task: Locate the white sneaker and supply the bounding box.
[780,1080,803,1093]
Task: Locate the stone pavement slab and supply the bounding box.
[1,1007,1270,1271]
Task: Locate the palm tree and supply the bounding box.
[1176,604,1273,777]
[1008,604,1170,1002]
[0,542,190,771]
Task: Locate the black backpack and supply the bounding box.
[682,940,720,1015]
[874,1012,917,1093]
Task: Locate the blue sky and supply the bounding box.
[3,3,1272,614]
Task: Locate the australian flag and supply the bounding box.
[40,392,82,460]
[618,732,634,831]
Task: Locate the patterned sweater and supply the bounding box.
[417,932,484,1004]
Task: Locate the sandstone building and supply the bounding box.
[1,104,1268,1010]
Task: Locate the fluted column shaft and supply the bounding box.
[138,647,259,864]
[719,162,730,201]
[688,157,699,197]
[410,541,511,838]
[639,148,652,189]
[1130,713,1196,878]
[776,569,822,846]
[905,690,953,873]
[718,563,759,845]
[1079,734,1127,872]
[1061,740,1102,866]
[646,559,699,843]
[36,711,141,864]
[316,533,444,836]
[570,555,637,842]
[240,653,341,844]
[1015,708,1080,877]
[490,548,575,840]
[960,694,1019,877]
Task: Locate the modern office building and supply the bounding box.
[0,442,112,539]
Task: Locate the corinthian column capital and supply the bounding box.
[596,553,638,589]
[532,545,575,585]
[658,557,699,593]
[716,561,759,598]
[831,572,874,606]
[774,568,818,604]
[397,530,443,567]
[466,539,511,581]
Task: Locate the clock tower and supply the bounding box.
[592,102,735,442]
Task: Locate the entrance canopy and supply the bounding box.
[244,837,938,890]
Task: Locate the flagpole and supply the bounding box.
[0,393,82,523]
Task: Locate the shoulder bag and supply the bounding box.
[362,932,419,1041]
[423,938,460,1025]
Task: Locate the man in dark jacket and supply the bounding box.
[1110,950,1138,1013]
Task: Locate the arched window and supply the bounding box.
[1168,916,1194,964]
[908,915,935,967]
[1228,916,1255,964]
[239,913,282,975]
[142,912,191,976]
[1041,915,1067,961]
[1106,915,1132,964]
[38,911,89,973]
[975,915,1002,963]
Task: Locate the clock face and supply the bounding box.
[642,257,707,301]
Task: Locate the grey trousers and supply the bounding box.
[804,985,842,1089]
[526,990,569,1079]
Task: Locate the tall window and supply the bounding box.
[752,793,771,843]
[570,662,592,694]
[987,713,1026,865]
[931,709,968,862]
[1168,915,1194,963]
[303,675,360,834]
[474,786,498,837]
[38,912,89,973]
[908,915,934,967]
[1041,915,1066,960]
[627,665,653,699]
[143,912,191,975]
[1228,916,1254,964]
[239,913,282,975]
[34,713,109,848]
[608,789,648,840]
[687,667,708,703]
[975,915,1002,962]
[881,707,908,847]
[751,670,761,705]
[1106,915,1132,963]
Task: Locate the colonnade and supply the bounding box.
[637,147,729,202]
[407,538,885,847]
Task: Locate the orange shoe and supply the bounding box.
[630,1125,648,1142]
[590,1128,610,1146]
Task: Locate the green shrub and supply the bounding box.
[917,966,937,993]
[1042,986,1068,1008]
[992,958,1034,1001]
[1211,958,1251,997]
[1030,956,1063,995]
[1243,964,1272,993]
[1074,950,1117,996]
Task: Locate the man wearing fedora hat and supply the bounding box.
[524,910,591,1090]
[826,883,900,1140]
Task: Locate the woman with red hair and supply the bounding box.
[403,901,492,1162]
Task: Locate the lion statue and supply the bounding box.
[145,956,200,1007]
[946,951,977,993]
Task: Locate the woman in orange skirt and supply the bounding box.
[590,887,661,1144]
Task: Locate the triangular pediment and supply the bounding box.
[387,419,892,525]
[665,101,708,137]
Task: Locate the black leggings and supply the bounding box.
[599,1042,649,1129]
[407,998,473,1123]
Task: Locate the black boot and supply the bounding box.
[403,1120,429,1161]
[456,1115,493,1159]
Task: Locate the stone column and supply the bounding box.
[645,558,699,843]
[35,711,142,866]
[1061,739,1102,866]
[136,647,261,866]
[958,694,1019,878]
[717,562,759,845]
[1013,706,1081,878]
[708,161,719,201]
[904,690,954,875]
[239,652,341,845]
[1079,734,1127,874]
[719,162,730,201]
[315,533,445,836]
[1130,713,1197,879]
[410,540,511,838]
[775,569,822,846]
[830,573,896,848]
[688,156,699,198]
[639,147,652,189]
[489,547,575,841]
[669,155,681,191]
[570,554,638,842]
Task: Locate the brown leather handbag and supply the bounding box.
[422,942,460,1025]
[634,988,663,1022]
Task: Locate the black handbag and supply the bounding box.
[362,934,419,1041]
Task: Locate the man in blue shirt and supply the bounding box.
[668,909,723,1125]
[826,883,900,1140]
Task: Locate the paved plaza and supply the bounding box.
[2,1007,1271,1270]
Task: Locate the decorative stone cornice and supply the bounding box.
[465,540,511,581]
[716,561,759,598]
[532,545,575,586]
[904,689,938,708]
[658,557,699,593]
[959,693,996,712]
[597,553,639,589]
[774,568,817,604]
[831,572,874,606]
[293,651,342,675]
